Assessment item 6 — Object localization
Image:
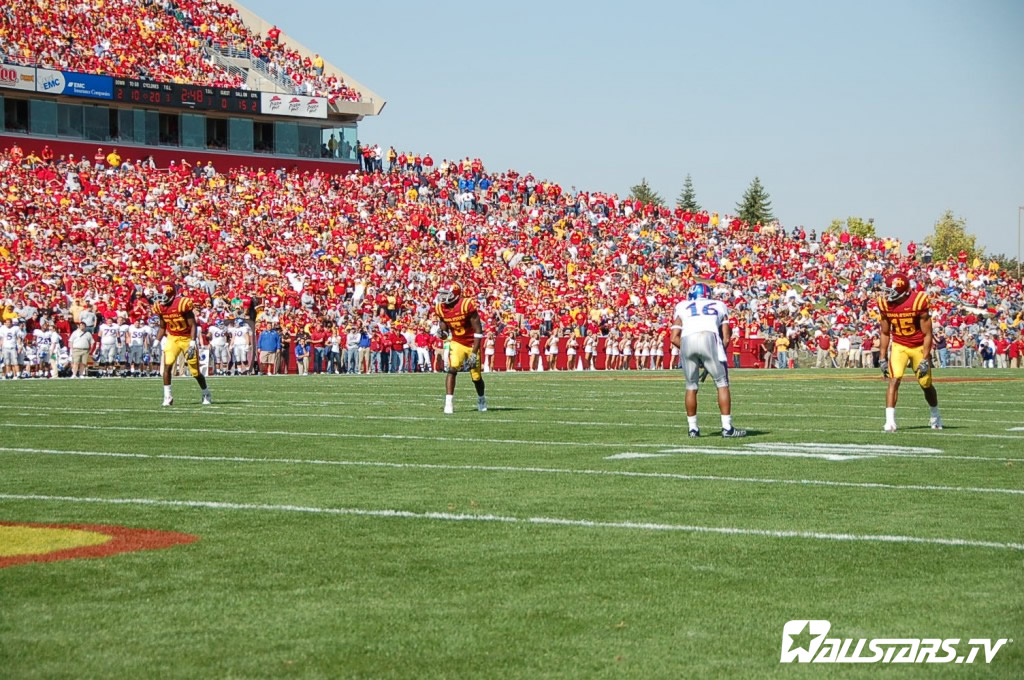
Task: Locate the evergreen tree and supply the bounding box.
[629,178,665,207]
[735,176,774,226]
[925,210,981,261]
[676,174,701,212]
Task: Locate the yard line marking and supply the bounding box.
[1,493,1020,551]
[3,422,1024,458]
[5,446,1021,496]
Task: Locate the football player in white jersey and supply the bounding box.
[230,318,251,375]
[670,283,745,438]
[1,318,25,379]
[33,320,62,378]
[126,319,151,376]
[117,317,131,374]
[208,319,230,375]
[147,317,162,375]
[97,318,122,376]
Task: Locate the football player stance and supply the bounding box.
[671,283,745,438]
[435,282,487,414]
[877,272,942,432]
[152,283,212,406]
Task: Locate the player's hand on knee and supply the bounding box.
[465,352,479,370]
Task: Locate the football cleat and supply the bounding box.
[721,427,747,438]
[202,392,212,405]
[477,396,487,412]
[929,417,943,430]
[688,429,700,438]
[884,423,898,433]
[444,403,454,415]
[162,396,173,407]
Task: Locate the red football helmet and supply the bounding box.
[437,281,462,305]
[153,282,176,305]
[882,272,911,303]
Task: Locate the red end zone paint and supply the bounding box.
[0,521,197,568]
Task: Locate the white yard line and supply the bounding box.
[0,492,1019,551]
[4,420,1024,454]
[3,446,1020,496]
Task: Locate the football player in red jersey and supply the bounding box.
[435,282,486,413]
[877,272,941,432]
[152,282,212,406]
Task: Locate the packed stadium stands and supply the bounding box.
[0,0,361,103]
[1,140,1022,376]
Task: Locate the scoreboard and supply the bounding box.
[112,79,260,113]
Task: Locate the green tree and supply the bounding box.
[675,174,701,212]
[826,217,876,237]
[629,177,665,207]
[925,210,981,261]
[735,176,774,226]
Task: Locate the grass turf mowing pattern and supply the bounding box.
[0,369,1021,678]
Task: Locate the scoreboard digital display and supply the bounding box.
[112,79,260,113]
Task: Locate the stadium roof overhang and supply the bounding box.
[224,0,386,117]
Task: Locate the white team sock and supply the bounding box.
[163,385,172,399]
[930,406,940,419]
[687,415,698,431]
[885,407,896,424]
[721,414,732,430]
[445,395,454,407]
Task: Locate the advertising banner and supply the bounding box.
[260,92,327,119]
[36,69,113,99]
[0,64,37,92]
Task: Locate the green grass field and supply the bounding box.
[1,369,1022,678]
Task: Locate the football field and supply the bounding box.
[1,370,1022,678]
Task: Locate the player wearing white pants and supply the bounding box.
[671,283,745,438]
[1,319,25,379]
[97,321,121,375]
[34,323,62,378]
[230,320,251,374]
[208,320,230,374]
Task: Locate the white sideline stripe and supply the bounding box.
[7,446,1021,496]
[606,451,872,461]
[608,447,1019,463]
[1,493,1020,551]
[748,443,943,453]
[3,422,1024,459]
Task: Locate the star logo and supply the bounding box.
[786,622,817,655]
[780,620,830,663]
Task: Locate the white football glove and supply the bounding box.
[879,358,889,379]
[464,352,479,370]
[916,358,931,378]
[186,341,197,361]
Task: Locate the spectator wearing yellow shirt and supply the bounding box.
[312,54,324,75]
[106,149,122,169]
[774,334,791,369]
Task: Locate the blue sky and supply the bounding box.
[243,0,1024,255]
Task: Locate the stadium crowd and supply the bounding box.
[0,141,1022,378]
[0,0,361,103]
